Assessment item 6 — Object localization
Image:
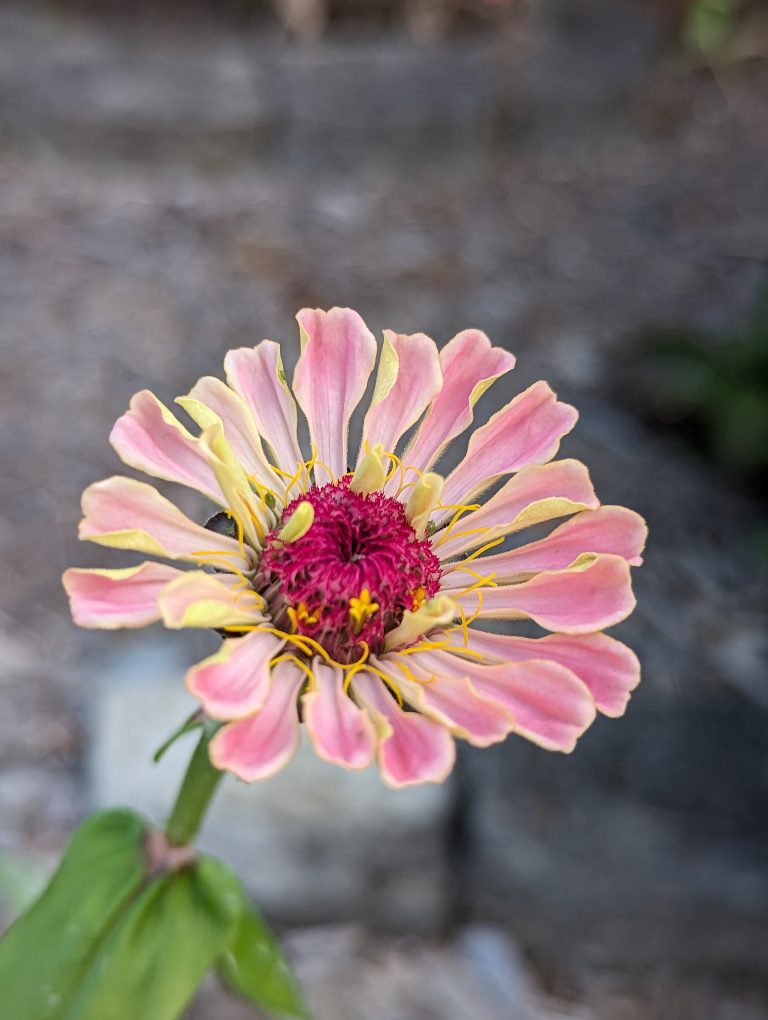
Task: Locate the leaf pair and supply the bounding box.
[0,809,309,1020]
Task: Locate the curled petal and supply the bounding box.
[293,307,377,481]
[441,506,647,588]
[109,390,223,504]
[390,656,514,747]
[209,661,304,781]
[302,662,376,769]
[414,650,596,752]
[398,329,516,478]
[352,671,456,787]
[198,425,271,550]
[158,570,264,630]
[78,476,248,566]
[360,330,442,462]
[452,554,636,633]
[224,340,303,475]
[438,381,578,513]
[62,562,182,629]
[177,376,280,491]
[186,631,285,720]
[458,629,641,718]
[434,459,599,560]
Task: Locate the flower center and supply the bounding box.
[259,477,442,663]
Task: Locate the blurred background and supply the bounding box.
[1,0,767,1017]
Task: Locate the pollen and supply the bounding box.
[349,589,379,634]
[260,476,442,662]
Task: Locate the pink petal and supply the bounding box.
[209,662,304,781]
[109,390,223,504]
[178,376,280,490]
[434,459,599,560]
[359,330,442,461]
[391,653,514,747]
[398,329,516,478]
[441,506,647,588]
[352,671,456,788]
[157,570,264,629]
[186,631,285,720]
[293,307,377,481]
[302,662,376,769]
[224,341,303,475]
[78,476,247,565]
[458,629,640,717]
[452,554,636,633]
[438,381,578,513]
[62,562,182,629]
[417,649,596,751]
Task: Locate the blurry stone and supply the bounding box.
[89,641,452,933]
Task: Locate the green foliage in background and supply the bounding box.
[0,809,309,1020]
[625,283,768,492]
[683,0,740,59]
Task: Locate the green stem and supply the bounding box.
[165,727,224,846]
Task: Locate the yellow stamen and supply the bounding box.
[348,589,379,634]
[410,586,427,611]
[270,653,316,690]
[286,602,319,632]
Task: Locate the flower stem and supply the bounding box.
[165,726,224,847]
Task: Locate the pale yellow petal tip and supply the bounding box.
[350,443,388,494]
[384,595,457,651]
[277,501,314,543]
[405,472,444,538]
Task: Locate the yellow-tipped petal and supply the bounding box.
[405,472,444,539]
[277,501,314,543]
[349,443,388,494]
[384,595,457,651]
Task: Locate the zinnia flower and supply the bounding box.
[63,308,646,787]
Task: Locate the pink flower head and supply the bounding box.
[63,308,646,787]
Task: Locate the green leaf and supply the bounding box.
[0,809,148,1020]
[67,854,242,1020]
[219,892,310,1019]
[684,0,739,58]
[153,711,204,764]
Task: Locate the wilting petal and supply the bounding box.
[186,630,285,720]
[293,307,377,482]
[359,330,442,462]
[158,570,264,630]
[390,654,514,747]
[62,562,182,629]
[457,629,640,717]
[415,649,596,752]
[78,476,249,567]
[110,390,223,504]
[399,329,516,478]
[438,381,578,513]
[302,662,376,769]
[224,340,303,475]
[352,671,456,787]
[209,662,304,781]
[453,554,636,633]
[434,459,599,560]
[177,376,280,491]
[441,506,647,588]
